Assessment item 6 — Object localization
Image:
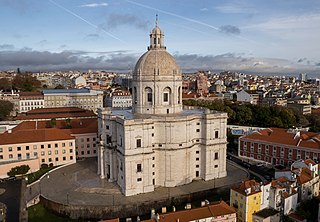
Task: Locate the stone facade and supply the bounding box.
[98,18,227,196]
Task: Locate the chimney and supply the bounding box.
[8,129,12,134]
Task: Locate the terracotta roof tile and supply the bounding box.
[157,201,235,222]
[242,128,320,150]
[0,128,74,145]
[232,179,261,196]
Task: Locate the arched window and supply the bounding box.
[145,87,153,104]
[163,87,171,104]
[133,87,137,104]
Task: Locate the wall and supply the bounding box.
[0,158,39,178]
[40,186,231,220]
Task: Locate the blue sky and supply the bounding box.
[1,0,320,76]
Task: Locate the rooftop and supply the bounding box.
[232,179,261,196]
[253,208,279,219]
[242,128,320,150]
[0,118,97,145]
[155,201,236,222]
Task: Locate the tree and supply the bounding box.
[0,78,12,91]
[50,118,57,128]
[65,118,72,129]
[0,100,14,120]
[235,105,253,125]
[12,74,41,91]
[7,165,30,176]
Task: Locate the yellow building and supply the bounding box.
[230,179,262,222]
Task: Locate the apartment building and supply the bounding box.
[0,125,76,178]
[18,91,44,113]
[239,128,320,167]
[230,179,271,222]
[105,89,132,108]
[42,88,103,113]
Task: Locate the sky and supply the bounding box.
[1,0,320,77]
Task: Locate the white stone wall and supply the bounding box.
[98,109,228,196]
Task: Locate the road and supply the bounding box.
[227,153,274,182]
[0,179,23,222]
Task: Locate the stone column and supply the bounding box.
[100,141,105,179]
[108,149,114,182]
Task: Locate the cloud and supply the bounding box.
[219,25,241,35]
[0,49,319,77]
[79,3,108,8]
[85,33,101,40]
[102,14,149,31]
[200,8,208,12]
[215,2,257,14]
[0,44,14,50]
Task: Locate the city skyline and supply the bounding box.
[1,0,320,76]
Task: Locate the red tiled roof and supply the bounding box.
[232,179,261,196]
[15,107,96,120]
[304,159,316,165]
[242,128,320,150]
[13,118,97,135]
[297,168,313,184]
[0,128,74,145]
[157,201,236,222]
[26,107,87,114]
[0,118,97,145]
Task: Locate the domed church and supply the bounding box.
[98,18,227,196]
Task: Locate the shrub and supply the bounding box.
[7,165,30,176]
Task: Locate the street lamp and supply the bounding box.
[66,192,69,204]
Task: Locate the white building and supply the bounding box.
[237,90,259,104]
[18,92,44,113]
[43,88,103,113]
[97,18,228,196]
[105,89,132,108]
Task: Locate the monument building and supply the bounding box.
[98,18,228,196]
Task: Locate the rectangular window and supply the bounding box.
[137,164,142,172]
[196,151,199,154]
[8,147,12,152]
[196,129,200,132]
[196,158,199,161]
[70,156,73,160]
[55,150,58,154]
[48,151,52,155]
[55,157,59,162]
[69,149,73,153]
[9,154,13,159]
[26,146,29,150]
[196,165,199,168]
[0,148,2,152]
[69,142,73,147]
[48,144,51,148]
[87,138,90,142]
[17,147,21,151]
[63,157,66,161]
[34,152,38,157]
[215,165,218,168]
[62,143,65,147]
[33,145,37,149]
[18,154,22,159]
[136,139,141,148]
[55,144,58,148]
[215,131,219,138]
[214,152,219,160]
[163,93,168,102]
[0,155,3,159]
[137,178,142,182]
[147,93,152,102]
[41,145,44,149]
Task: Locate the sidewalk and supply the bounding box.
[26,158,249,207]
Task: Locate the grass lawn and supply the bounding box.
[27,167,55,184]
[28,204,79,222]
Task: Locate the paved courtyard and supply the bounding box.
[27,158,248,207]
